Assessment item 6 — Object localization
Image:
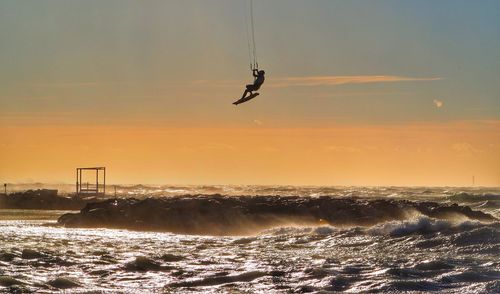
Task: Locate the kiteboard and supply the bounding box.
[233,93,259,105]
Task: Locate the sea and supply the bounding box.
[0,185,499,293]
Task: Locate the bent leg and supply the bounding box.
[243,84,257,98]
[241,89,250,99]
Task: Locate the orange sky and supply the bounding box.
[1,120,499,186]
[1,1,500,187]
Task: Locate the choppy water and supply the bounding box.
[1,186,499,293]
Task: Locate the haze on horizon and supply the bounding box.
[1,0,499,186]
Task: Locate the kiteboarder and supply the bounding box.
[233,0,265,105]
[233,69,265,105]
[242,69,265,99]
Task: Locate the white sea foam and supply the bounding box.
[368,216,487,236]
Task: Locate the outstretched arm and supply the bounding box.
[252,69,259,77]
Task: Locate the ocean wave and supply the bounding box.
[369,216,452,236]
[384,280,447,292]
[476,200,500,209]
[452,226,500,246]
[259,225,337,236]
[448,192,500,203]
[440,270,500,283]
[414,260,455,271]
[368,216,499,237]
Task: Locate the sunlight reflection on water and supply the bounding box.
[0,187,499,292]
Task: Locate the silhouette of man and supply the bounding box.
[241,69,265,99]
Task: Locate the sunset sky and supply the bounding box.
[1,0,499,186]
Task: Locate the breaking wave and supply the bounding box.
[368,216,499,237]
[448,192,500,203]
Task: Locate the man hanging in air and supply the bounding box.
[233,68,265,105]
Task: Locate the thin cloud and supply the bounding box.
[200,143,236,151]
[452,143,483,154]
[28,82,101,88]
[191,80,237,88]
[261,146,278,152]
[192,75,441,89]
[270,75,442,88]
[324,145,362,153]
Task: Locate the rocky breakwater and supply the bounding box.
[57,195,498,235]
[0,189,96,210]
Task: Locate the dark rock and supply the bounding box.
[89,269,111,277]
[57,195,497,235]
[328,275,351,291]
[0,252,16,262]
[21,249,44,259]
[0,276,25,287]
[125,256,163,272]
[0,189,94,210]
[160,253,185,262]
[47,277,80,289]
[270,270,286,277]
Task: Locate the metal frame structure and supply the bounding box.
[76,167,106,196]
